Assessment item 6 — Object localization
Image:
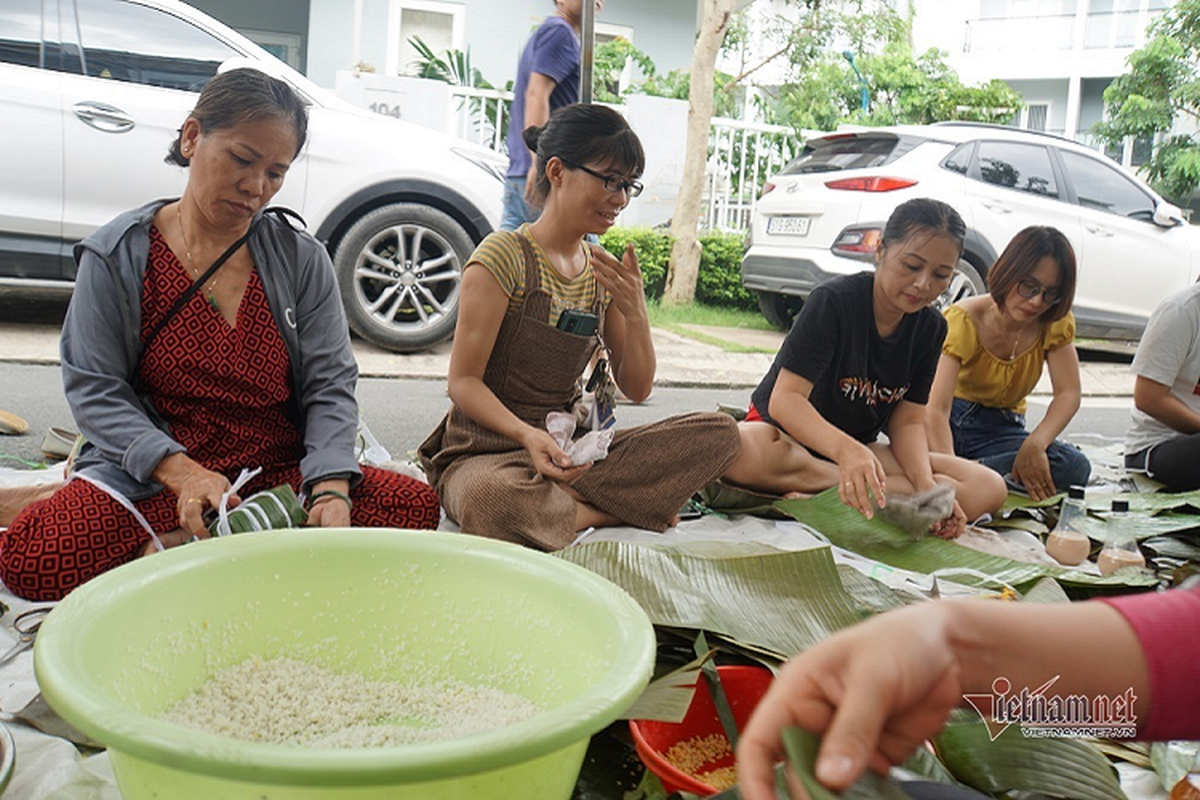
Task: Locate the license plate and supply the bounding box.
[767,216,811,236]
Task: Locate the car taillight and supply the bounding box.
[824,176,917,192]
[832,228,883,260]
[761,181,776,196]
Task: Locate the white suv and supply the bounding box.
[0,0,505,352]
[741,122,1199,340]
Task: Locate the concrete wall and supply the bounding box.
[191,0,310,71]
[334,72,690,227]
[307,0,698,90]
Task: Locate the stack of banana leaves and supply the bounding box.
[556,487,1200,799]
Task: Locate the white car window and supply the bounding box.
[71,0,239,90]
[976,141,1059,199]
[1057,149,1156,222]
[0,0,42,68]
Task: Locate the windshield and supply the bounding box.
[779,135,900,175]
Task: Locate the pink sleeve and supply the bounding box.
[1098,585,1200,741]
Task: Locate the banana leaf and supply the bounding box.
[1002,492,1066,511]
[932,710,1125,800]
[556,540,868,658]
[780,727,910,800]
[622,651,709,723]
[980,516,1050,535]
[1085,489,1200,515]
[1150,740,1200,793]
[1020,576,1071,604]
[1142,536,1200,560]
[1087,510,1200,542]
[776,490,1157,592]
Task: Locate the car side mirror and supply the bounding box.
[1153,201,1186,228]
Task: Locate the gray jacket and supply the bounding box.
[62,198,362,500]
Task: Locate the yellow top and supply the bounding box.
[942,304,1075,415]
[467,224,606,326]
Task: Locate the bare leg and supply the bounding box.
[562,485,623,531]
[722,421,840,496]
[0,482,63,527]
[869,444,1007,522]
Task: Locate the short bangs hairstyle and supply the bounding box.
[523,104,645,199]
[987,226,1077,322]
[166,68,309,167]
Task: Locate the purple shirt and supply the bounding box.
[505,15,580,177]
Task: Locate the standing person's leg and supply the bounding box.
[0,480,178,601]
[1144,434,1200,491]
[500,176,538,231]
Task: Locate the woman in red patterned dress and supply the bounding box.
[0,69,439,601]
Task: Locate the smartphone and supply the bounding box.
[556,309,599,336]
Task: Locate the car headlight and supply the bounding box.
[452,147,507,183]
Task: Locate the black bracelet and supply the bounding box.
[308,489,353,512]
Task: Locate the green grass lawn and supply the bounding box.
[646,300,780,353]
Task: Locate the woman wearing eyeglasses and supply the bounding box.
[926,226,1090,502]
[418,104,740,548]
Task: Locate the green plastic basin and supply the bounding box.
[34,528,655,799]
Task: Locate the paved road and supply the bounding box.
[0,360,1131,470]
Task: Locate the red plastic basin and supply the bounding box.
[628,664,774,796]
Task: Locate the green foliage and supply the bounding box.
[592,37,656,104]
[598,227,754,309]
[1093,0,1200,200]
[738,1,1022,131]
[406,36,493,88]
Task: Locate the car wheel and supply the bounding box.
[933,259,986,312]
[757,291,804,330]
[334,203,475,353]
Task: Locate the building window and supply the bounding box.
[242,30,302,70]
[387,0,465,77]
[1023,103,1050,132]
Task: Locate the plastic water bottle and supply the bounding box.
[1097,498,1146,576]
[1045,485,1090,566]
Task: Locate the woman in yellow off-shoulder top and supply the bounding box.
[925,226,1091,502]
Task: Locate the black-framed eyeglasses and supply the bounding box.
[560,159,644,197]
[1015,277,1064,305]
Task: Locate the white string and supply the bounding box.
[72,473,165,553]
[213,466,262,537]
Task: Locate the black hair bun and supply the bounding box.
[522,124,543,153]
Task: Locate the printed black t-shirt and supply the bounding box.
[750,271,947,448]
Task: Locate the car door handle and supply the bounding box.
[1084,223,1114,237]
[73,101,135,133]
[980,200,1012,214]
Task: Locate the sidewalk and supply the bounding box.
[0,321,1134,394]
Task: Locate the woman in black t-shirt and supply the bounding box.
[724,198,1006,537]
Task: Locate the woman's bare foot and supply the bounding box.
[138,528,195,557]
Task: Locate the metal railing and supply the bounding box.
[706,116,798,232]
[449,86,799,232]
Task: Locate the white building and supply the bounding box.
[912,0,1177,167]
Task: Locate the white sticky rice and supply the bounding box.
[162,656,540,748]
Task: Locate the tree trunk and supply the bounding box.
[662,0,739,306]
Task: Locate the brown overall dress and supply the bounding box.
[418,233,740,550]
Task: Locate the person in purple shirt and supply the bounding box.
[502,0,603,230]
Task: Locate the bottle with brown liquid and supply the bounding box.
[1097,499,1146,576]
[1171,773,1200,800]
[1045,485,1090,566]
